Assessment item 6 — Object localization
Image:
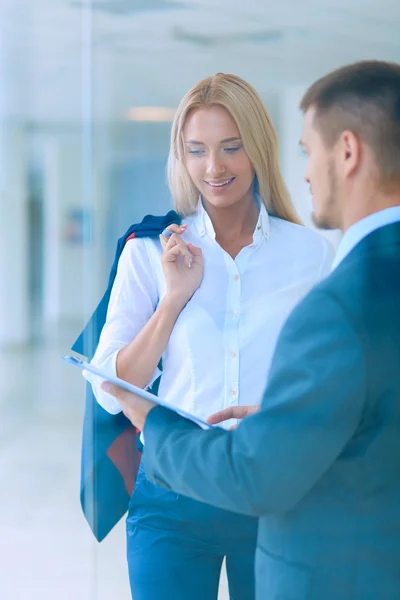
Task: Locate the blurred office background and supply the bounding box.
[1,1,399,598]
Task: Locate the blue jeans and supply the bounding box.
[126,460,258,600]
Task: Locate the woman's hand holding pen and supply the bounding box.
[115,224,202,391]
[160,224,204,309]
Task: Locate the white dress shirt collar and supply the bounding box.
[192,195,270,243]
[331,206,400,271]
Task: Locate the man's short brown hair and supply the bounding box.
[300,60,400,182]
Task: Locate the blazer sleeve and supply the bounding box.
[143,288,367,516]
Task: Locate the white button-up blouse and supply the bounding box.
[86,201,335,429]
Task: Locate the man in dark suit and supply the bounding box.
[103,60,400,599]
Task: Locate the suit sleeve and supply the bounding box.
[143,289,367,516]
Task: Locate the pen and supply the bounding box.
[161,228,174,238]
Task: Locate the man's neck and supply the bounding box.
[341,189,400,234]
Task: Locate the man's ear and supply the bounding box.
[338,130,362,178]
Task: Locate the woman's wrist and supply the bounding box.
[159,294,187,318]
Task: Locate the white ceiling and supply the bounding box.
[2,0,400,122]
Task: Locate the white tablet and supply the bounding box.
[63,354,214,430]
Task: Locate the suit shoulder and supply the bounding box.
[286,283,350,335]
[318,247,397,307]
[304,256,364,319]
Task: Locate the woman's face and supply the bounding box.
[182,105,255,209]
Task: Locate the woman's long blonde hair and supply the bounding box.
[167,73,302,225]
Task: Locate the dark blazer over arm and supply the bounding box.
[71,210,181,541]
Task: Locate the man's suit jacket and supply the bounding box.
[143,222,400,599]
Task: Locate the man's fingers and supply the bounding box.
[207,407,236,424]
[207,405,252,424]
[207,408,233,424]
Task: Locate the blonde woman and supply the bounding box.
[88,73,334,600]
